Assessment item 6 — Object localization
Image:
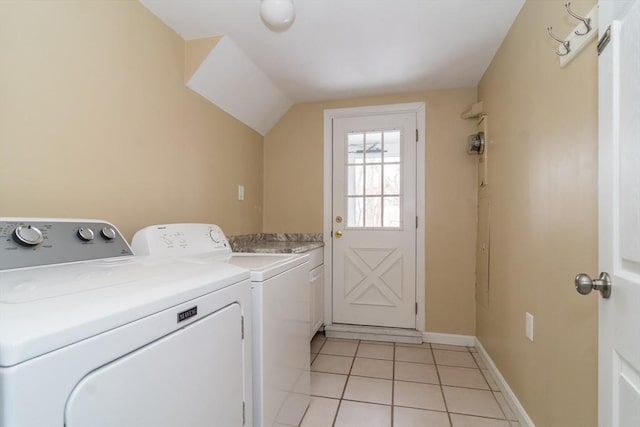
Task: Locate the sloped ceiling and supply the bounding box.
[141,0,525,135]
[186,36,292,136]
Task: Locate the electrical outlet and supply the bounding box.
[525,312,534,342]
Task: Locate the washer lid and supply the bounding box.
[186,252,308,281]
[225,253,308,281]
[0,256,250,367]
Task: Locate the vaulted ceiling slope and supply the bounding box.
[141,0,525,134]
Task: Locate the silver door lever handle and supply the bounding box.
[575,272,612,299]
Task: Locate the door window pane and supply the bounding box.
[383,164,400,195]
[365,197,382,227]
[383,197,400,227]
[347,165,364,195]
[383,131,401,163]
[347,197,364,227]
[348,133,365,164]
[345,128,403,229]
[365,164,382,195]
[365,132,383,162]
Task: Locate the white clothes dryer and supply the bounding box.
[132,223,311,427]
[0,218,253,427]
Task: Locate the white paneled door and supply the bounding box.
[598,0,640,425]
[332,112,417,329]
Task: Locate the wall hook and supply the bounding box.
[565,2,592,35]
[547,26,571,56]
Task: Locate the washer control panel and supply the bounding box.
[131,223,230,257]
[0,218,133,270]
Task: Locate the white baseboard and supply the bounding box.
[423,332,475,346]
[475,338,536,427]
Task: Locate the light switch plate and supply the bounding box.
[238,185,245,201]
[525,312,534,342]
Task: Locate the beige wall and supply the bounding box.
[0,1,263,240]
[263,89,479,334]
[477,1,598,425]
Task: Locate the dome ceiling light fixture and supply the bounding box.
[260,0,295,31]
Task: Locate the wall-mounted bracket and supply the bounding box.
[554,4,599,68]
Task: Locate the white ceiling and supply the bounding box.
[140,0,525,103]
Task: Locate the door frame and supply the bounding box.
[323,102,426,332]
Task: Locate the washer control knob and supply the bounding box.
[100,226,116,240]
[77,227,95,241]
[209,229,221,243]
[13,225,44,247]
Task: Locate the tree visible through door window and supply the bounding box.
[346,129,401,228]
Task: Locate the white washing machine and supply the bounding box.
[0,218,253,427]
[132,223,311,427]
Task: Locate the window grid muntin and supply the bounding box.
[345,129,403,229]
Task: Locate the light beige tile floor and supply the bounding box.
[303,333,521,427]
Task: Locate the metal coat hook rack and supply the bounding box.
[565,2,592,35]
[547,3,599,67]
[547,26,571,56]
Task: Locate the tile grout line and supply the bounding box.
[470,347,491,390]
[493,390,512,421]
[302,334,325,427]
[391,341,395,427]
[331,338,360,427]
[448,410,514,422]
[470,344,509,421]
[391,378,496,391]
[431,345,454,427]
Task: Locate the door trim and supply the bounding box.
[323,102,426,332]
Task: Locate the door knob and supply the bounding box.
[335,230,343,238]
[575,272,612,298]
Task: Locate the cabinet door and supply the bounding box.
[310,265,324,337]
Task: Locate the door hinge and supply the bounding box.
[597,25,611,56]
[241,316,244,339]
[242,401,246,425]
[416,216,418,228]
[416,129,419,142]
[415,302,418,314]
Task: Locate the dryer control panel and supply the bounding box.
[0,218,133,270]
